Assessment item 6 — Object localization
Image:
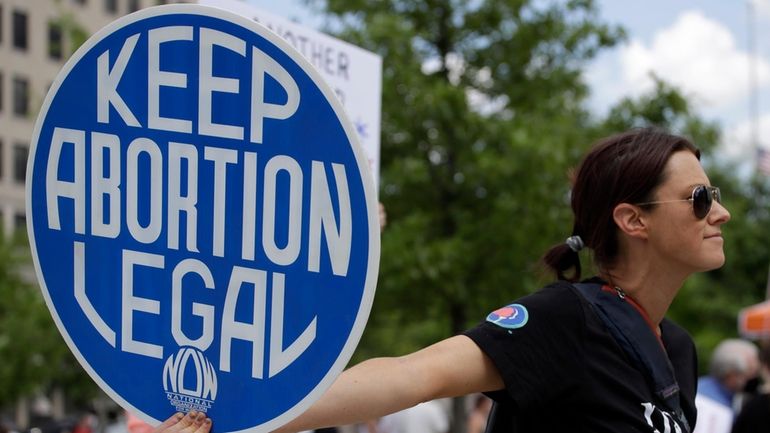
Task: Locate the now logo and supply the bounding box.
[163,347,218,402]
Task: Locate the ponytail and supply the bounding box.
[542,236,583,282]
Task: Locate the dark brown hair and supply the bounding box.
[543,127,700,281]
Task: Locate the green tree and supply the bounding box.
[0,231,97,409]
[308,0,770,430]
[309,0,622,344]
[307,0,623,430]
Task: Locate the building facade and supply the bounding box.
[0,0,182,237]
[0,0,185,427]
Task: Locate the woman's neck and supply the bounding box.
[600,262,687,326]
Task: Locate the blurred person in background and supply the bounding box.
[730,339,770,433]
[127,413,152,433]
[465,395,492,433]
[693,339,759,433]
[103,411,127,433]
[71,413,97,433]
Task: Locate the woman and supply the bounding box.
[157,128,730,433]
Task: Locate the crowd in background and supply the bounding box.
[695,339,770,433]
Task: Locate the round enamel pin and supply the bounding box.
[486,304,529,329]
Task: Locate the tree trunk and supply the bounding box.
[450,395,467,433]
[16,396,29,430]
[52,388,65,420]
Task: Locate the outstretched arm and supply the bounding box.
[153,335,502,433]
[275,335,503,432]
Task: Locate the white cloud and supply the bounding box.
[618,10,770,110]
[751,0,770,21]
[724,113,770,160]
[584,6,770,171]
[584,50,627,116]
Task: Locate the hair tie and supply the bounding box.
[565,235,584,252]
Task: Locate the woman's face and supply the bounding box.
[642,150,731,274]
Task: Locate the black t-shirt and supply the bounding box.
[464,280,697,433]
[731,393,770,433]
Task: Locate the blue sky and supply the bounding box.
[246,0,770,163]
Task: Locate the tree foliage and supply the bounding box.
[308,0,770,403]
[307,0,624,360]
[0,231,97,408]
[303,3,625,428]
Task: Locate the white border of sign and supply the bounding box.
[26,5,380,432]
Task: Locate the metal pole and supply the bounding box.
[748,2,770,300]
[749,1,759,158]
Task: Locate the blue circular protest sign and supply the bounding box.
[26,5,379,433]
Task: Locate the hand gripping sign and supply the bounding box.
[26,5,379,433]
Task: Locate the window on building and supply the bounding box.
[73,0,87,5]
[0,71,4,113]
[13,213,25,233]
[0,140,4,180]
[13,143,27,184]
[49,21,63,60]
[12,76,28,117]
[128,0,140,13]
[105,0,118,14]
[0,5,4,46]
[12,10,27,51]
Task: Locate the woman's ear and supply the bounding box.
[613,203,649,239]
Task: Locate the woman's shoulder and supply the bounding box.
[484,279,590,326]
[527,279,585,300]
[523,279,594,313]
[464,279,591,347]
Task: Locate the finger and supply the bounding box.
[192,417,212,433]
[167,411,198,433]
[179,411,206,433]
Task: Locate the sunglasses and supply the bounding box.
[635,185,721,219]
